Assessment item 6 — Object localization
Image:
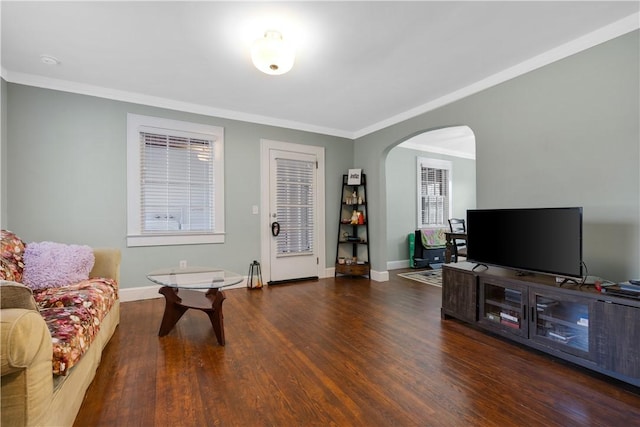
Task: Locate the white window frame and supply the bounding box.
[417,157,452,229]
[126,113,225,247]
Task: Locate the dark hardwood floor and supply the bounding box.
[74,271,640,426]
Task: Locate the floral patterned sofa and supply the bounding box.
[1,230,121,427]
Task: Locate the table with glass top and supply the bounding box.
[146,267,243,345]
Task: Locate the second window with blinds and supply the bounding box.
[417,157,452,229]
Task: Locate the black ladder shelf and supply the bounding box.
[335,173,370,278]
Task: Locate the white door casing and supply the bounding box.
[260,140,325,283]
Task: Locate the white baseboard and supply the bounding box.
[120,268,392,302]
[371,269,389,282]
[326,266,389,282]
[119,281,248,302]
[119,285,162,302]
[387,259,410,270]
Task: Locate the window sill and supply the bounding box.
[127,233,225,247]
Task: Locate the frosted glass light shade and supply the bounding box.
[251,31,295,75]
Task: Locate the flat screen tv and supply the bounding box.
[466,207,583,278]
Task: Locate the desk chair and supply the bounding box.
[448,218,467,262]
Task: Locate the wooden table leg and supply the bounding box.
[157,286,227,345]
[206,289,226,346]
[158,286,188,336]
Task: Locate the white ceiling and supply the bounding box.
[1,1,638,139]
[399,125,476,159]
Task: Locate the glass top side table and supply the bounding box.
[147,267,243,345]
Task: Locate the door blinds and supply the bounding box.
[140,131,215,233]
[275,158,315,256]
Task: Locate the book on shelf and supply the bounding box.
[500,312,519,323]
[577,317,589,327]
[548,331,576,342]
[504,288,522,304]
[620,283,640,292]
[536,300,559,310]
[501,319,520,329]
[486,313,500,323]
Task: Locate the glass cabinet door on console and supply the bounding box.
[479,278,528,338]
[529,290,594,360]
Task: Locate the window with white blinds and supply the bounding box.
[417,157,452,228]
[275,158,315,256]
[140,132,213,232]
[127,114,225,247]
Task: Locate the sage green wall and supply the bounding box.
[5,31,639,283]
[385,147,476,264]
[5,84,353,288]
[356,30,640,282]
[1,78,7,228]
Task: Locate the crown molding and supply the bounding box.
[1,70,354,139]
[353,12,640,139]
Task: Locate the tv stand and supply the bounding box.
[442,262,640,388]
[515,270,534,277]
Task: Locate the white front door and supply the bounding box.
[261,140,325,283]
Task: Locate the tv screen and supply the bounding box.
[466,207,583,278]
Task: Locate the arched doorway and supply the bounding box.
[384,125,476,270]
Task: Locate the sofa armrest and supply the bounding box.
[1,307,54,427]
[0,281,38,311]
[90,248,121,285]
[1,308,52,375]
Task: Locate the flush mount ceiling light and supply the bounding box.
[251,30,295,75]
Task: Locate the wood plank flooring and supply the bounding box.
[74,271,640,426]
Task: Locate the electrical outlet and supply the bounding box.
[252,205,259,215]
[179,260,187,269]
